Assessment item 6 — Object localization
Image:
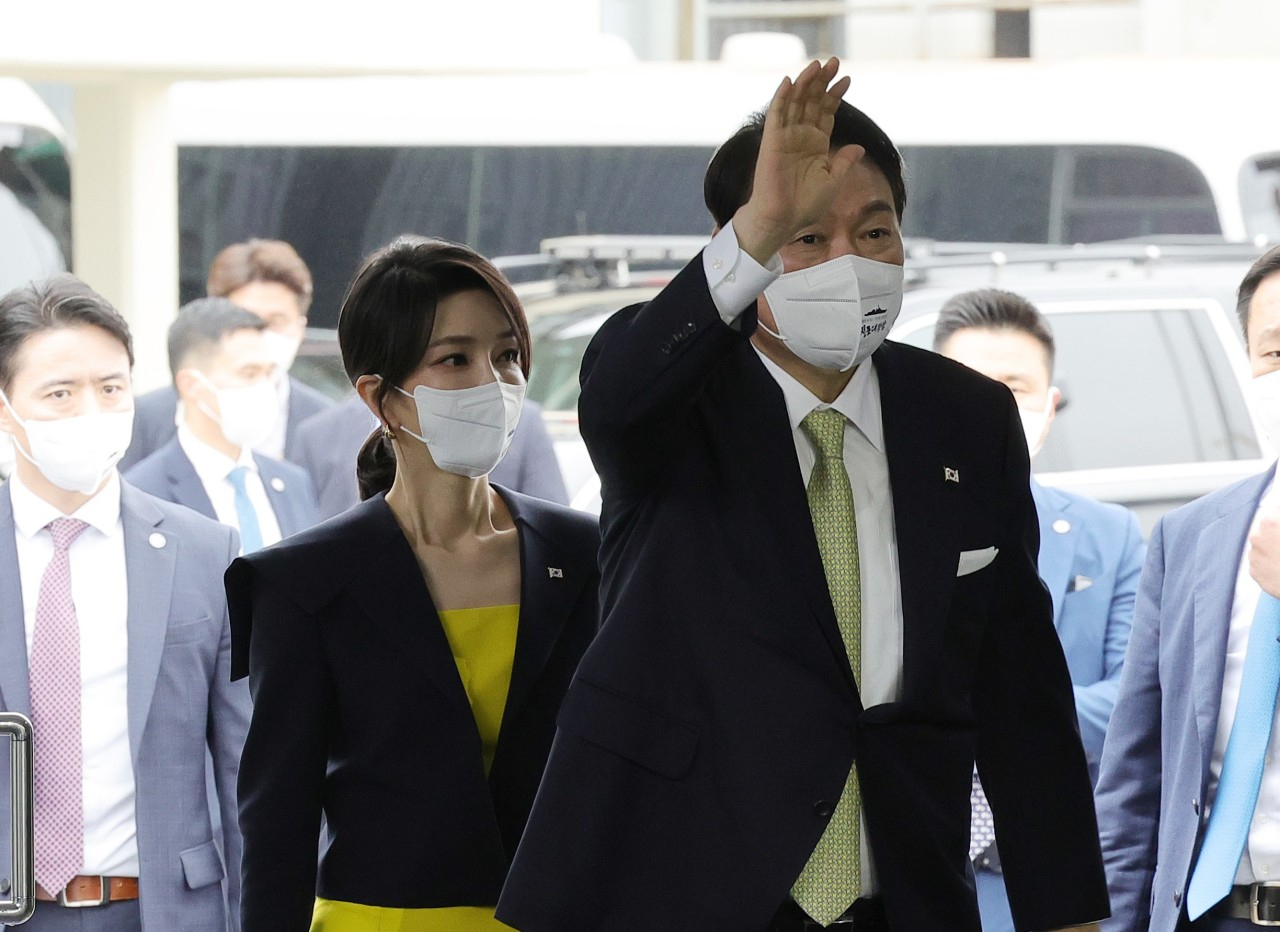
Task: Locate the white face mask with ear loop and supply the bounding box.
[1017,388,1058,459]
[1248,368,1280,454]
[389,378,526,479]
[0,388,134,494]
[261,329,302,378]
[191,371,279,451]
[760,253,905,372]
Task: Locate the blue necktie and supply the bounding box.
[226,466,264,554]
[1187,592,1280,919]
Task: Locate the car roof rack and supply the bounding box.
[493,235,710,291]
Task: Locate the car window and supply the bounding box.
[896,303,1260,471]
[899,145,1220,246]
[1241,151,1280,243]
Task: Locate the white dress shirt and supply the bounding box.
[1206,479,1280,884]
[177,424,283,553]
[702,221,906,896]
[11,471,139,877]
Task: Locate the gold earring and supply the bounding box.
[382,426,396,441]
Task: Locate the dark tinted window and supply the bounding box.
[899,145,1220,245]
[179,145,716,327]
[898,304,1260,470]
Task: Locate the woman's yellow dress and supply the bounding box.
[310,604,520,932]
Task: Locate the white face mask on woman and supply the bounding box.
[760,253,905,372]
[0,389,134,494]
[392,378,526,478]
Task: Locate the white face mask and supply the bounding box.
[193,373,279,451]
[761,253,905,371]
[1248,368,1280,453]
[392,378,526,479]
[0,389,134,494]
[262,329,302,377]
[1017,390,1057,459]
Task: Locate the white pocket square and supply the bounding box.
[956,547,999,577]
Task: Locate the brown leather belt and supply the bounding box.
[36,875,139,907]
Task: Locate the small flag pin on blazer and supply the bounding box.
[548,567,563,578]
[944,467,960,483]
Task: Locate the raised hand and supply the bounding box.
[734,58,860,265]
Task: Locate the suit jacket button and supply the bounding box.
[1193,798,1200,815]
[814,800,834,818]
[1174,891,1182,908]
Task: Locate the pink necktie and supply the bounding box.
[29,517,90,895]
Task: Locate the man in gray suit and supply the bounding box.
[293,392,569,520]
[0,274,249,931]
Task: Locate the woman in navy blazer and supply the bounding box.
[224,238,600,931]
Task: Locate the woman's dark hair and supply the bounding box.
[338,236,531,499]
[703,100,907,229]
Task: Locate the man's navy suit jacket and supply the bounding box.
[1096,466,1274,932]
[125,437,320,540]
[496,257,1109,931]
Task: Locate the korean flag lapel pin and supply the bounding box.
[547,567,563,579]
[944,467,960,484]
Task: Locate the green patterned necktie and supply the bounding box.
[792,407,863,925]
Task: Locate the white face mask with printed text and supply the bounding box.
[761,253,905,371]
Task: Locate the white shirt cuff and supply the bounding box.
[702,219,783,326]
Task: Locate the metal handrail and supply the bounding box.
[0,713,33,926]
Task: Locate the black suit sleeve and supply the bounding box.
[972,395,1110,929]
[226,559,331,932]
[578,254,755,497]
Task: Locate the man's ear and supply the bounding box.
[173,368,202,404]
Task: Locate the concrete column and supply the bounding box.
[71,79,176,394]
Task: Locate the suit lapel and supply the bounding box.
[875,344,960,700]
[254,455,295,536]
[1033,482,1075,627]
[721,349,857,692]
[355,501,474,719]
[1193,469,1274,772]
[0,486,30,715]
[120,483,177,766]
[163,442,216,521]
[495,489,593,728]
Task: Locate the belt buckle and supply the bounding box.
[56,876,109,908]
[1251,881,1280,926]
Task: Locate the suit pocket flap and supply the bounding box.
[558,677,698,779]
[180,839,225,890]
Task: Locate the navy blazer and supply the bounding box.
[225,488,600,931]
[1096,466,1274,932]
[291,394,570,520]
[126,436,320,539]
[497,257,1108,932]
[118,378,332,472]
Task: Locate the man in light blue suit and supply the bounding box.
[0,274,249,931]
[126,299,319,550]
[936,289,1144,932]
[1097,244,1280,931]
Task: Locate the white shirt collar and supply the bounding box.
[177,423,256,484]
[754,348,885,452]
[9,469,122,540]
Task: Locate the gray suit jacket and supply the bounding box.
[125,438,320,540]
[292,394,569,521]
[118,379,333,473]
[0,479,251,931]
[1096,465,1274,932]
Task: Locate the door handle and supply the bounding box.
[0,713,34,926]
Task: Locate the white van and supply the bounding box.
[168,57,1279,324]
